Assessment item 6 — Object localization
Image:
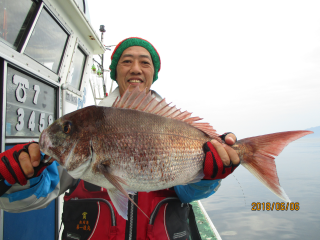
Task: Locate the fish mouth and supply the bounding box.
[39,130,49,150]
[39,130,56,159]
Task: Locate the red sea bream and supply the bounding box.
[39,86,312,219]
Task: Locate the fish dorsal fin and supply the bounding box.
[112,86,220,139]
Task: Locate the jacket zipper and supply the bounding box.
[129,194,135,240]
[125,194,137,240]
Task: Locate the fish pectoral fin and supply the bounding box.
[113,175,129,186]
[102,171,149,220]
[186,169,205,184]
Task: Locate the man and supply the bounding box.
[0,37,239,239]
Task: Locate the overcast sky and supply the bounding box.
[87,0,320,139]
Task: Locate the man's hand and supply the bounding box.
[0,142,51,185]
[18,143,41,178]
[203,133,240,180]
[210,133,240,166]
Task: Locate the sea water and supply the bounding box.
[201,137,320,240]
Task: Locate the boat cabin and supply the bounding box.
[0,0,105,239]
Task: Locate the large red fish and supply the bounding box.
[39,86,312,219]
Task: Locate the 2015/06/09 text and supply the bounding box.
[251,202,300,211]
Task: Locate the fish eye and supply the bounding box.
[63,122,72,134]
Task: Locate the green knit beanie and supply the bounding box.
[109,37,161,83]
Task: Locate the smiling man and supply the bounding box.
[109,37,161,96]
[115,46,154,95]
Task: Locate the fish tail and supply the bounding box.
[236,130,313,202]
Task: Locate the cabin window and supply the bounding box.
[68,47,87,90]
[0,0,37,49]
[24,8,68,74]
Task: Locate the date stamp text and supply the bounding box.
[251,202,300,211]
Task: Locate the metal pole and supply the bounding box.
[99,25,106,97]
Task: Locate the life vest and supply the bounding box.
[61,180,201,240]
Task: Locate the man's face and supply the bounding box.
[116,46,155,96]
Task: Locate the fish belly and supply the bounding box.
[83,148,204,192]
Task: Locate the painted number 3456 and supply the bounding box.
[16,108,53,133]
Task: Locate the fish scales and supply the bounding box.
[90,107,210,191]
